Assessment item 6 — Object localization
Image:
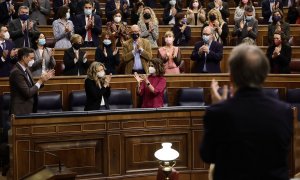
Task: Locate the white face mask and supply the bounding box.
[193,2,199,7]
[114,16,121,23]
[165,37,174,45]
[3,32,10,40]
[28,59,34,67]
[97,71,105,78]
[169,0,176,6]
[66,12,70,19]
[149,66,156,74]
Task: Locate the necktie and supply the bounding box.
[1,42,6,50]
[87,16,92,41]
[24,21,30,47]
[25,69,33,86]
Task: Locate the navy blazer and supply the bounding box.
[63,47,90,75]
[200,87,293,180]
[74,14,102,47]
[105,0,130,22]
[190,40,223,73]
[0,40,17,77]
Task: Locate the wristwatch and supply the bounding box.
[147,82,150,86]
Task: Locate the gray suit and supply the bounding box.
[8,18,39,48]
[232,17,258,45]
[30,47,56,76]
[9,63,39,115]
[23,0,51,25]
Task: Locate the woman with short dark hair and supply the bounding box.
[134,58,166,108]
[171,12,191,46]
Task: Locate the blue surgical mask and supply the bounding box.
[19,14,29,21]
[203,35,210,43]
[103,39,112,46]
[84,9,92,16]
[38,38,46,46]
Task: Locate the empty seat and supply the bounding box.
[286,89,300,121]
[263,88,280,99]
[37,92,62,113]
[177,88,205,106]
[109,89,133,109]
[69,91,86,111]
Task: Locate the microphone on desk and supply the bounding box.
[24,150,62,173]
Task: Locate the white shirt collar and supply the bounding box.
[17,62,27,72]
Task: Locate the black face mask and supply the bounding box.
[209,14,217,21]
[73,43,81,50]
[131,33,139,40]
[143,13,151,19]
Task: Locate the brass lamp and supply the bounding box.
[154,143,179,180]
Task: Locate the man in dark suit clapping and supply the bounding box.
[0,24,18,77]
[190,26,223,73]
[200,44,293,180]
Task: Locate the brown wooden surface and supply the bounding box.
[1,74,300,111]
[9,107,209,180]
[38,46,300,75]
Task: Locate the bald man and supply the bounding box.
[122,24,152,74]
[190,26,223,73]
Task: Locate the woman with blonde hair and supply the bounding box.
[157,31,182,74]
[84,62,112,111]
[138,7,159,48]
[202,9,228,45]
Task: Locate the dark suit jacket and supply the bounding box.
[63,48,89,75]
[232,17,258,45]
[105,0,130,22]
[190,40,223,73]
[9,63,38,115]
[267,21,290,45]
[0,1,18,25]
[84,78,110,111]
[0,40,17,77]
[172,24,191,46]
[262,0,283,24]
[200,87,293,180]
[74,14,102,47]
[52,0,63,15]
[206,1,229,22]
[163,6,182,25]
[8,18,39,48]
[95,46,120,74]
[266,44,291,74]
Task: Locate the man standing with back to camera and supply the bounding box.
[200,44,293,180]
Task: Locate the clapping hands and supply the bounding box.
[210,79,228,104]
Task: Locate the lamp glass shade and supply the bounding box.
[154,143,179,161]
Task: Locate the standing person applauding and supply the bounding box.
[134,58,166,108]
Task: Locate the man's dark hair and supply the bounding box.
[18,48,34,61]
[84,0,93,6]
[57,6,69,19]
[228,44,270,89]
[244,5,253,12]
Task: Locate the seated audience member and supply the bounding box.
[105,0,130,23]
[84,62,111,111]
[171,12,191,46]
[131,2,144,25]
[0,24,18,77]
[157,31,181,74]
[163,0,182,25]
[23,0,50,25]
[266,32,291,74]
[206,0,229,22]
[268,9,290,45]
[30,32,56,76]
[134,58,166,108]
[95,33,120,74]
[75,0,102,47]
[287,0,300,24]
[203,9,229,45]
[201,44,293,180]
[9,6,39,48]
[0,0,18,25]
[138,7,159,48]
[191,26,223,73]
[261,0,283,24]
[106,10,130,47]
[63,34,89,76]
[234,0,256,23]
[122,25,152,74]
[186,0,206,26]
[53,6,74,49]
[232,5,258,45]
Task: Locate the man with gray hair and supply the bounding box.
[8,5,39,48]
[200,44,293,180]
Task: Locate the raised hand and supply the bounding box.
[104,48,107,57]
[28,21,34,30]
[39,69,55,84]
[134,72,143,83]
[210,79,228,104]
[239,20,244,29]
[113,47,118,55]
